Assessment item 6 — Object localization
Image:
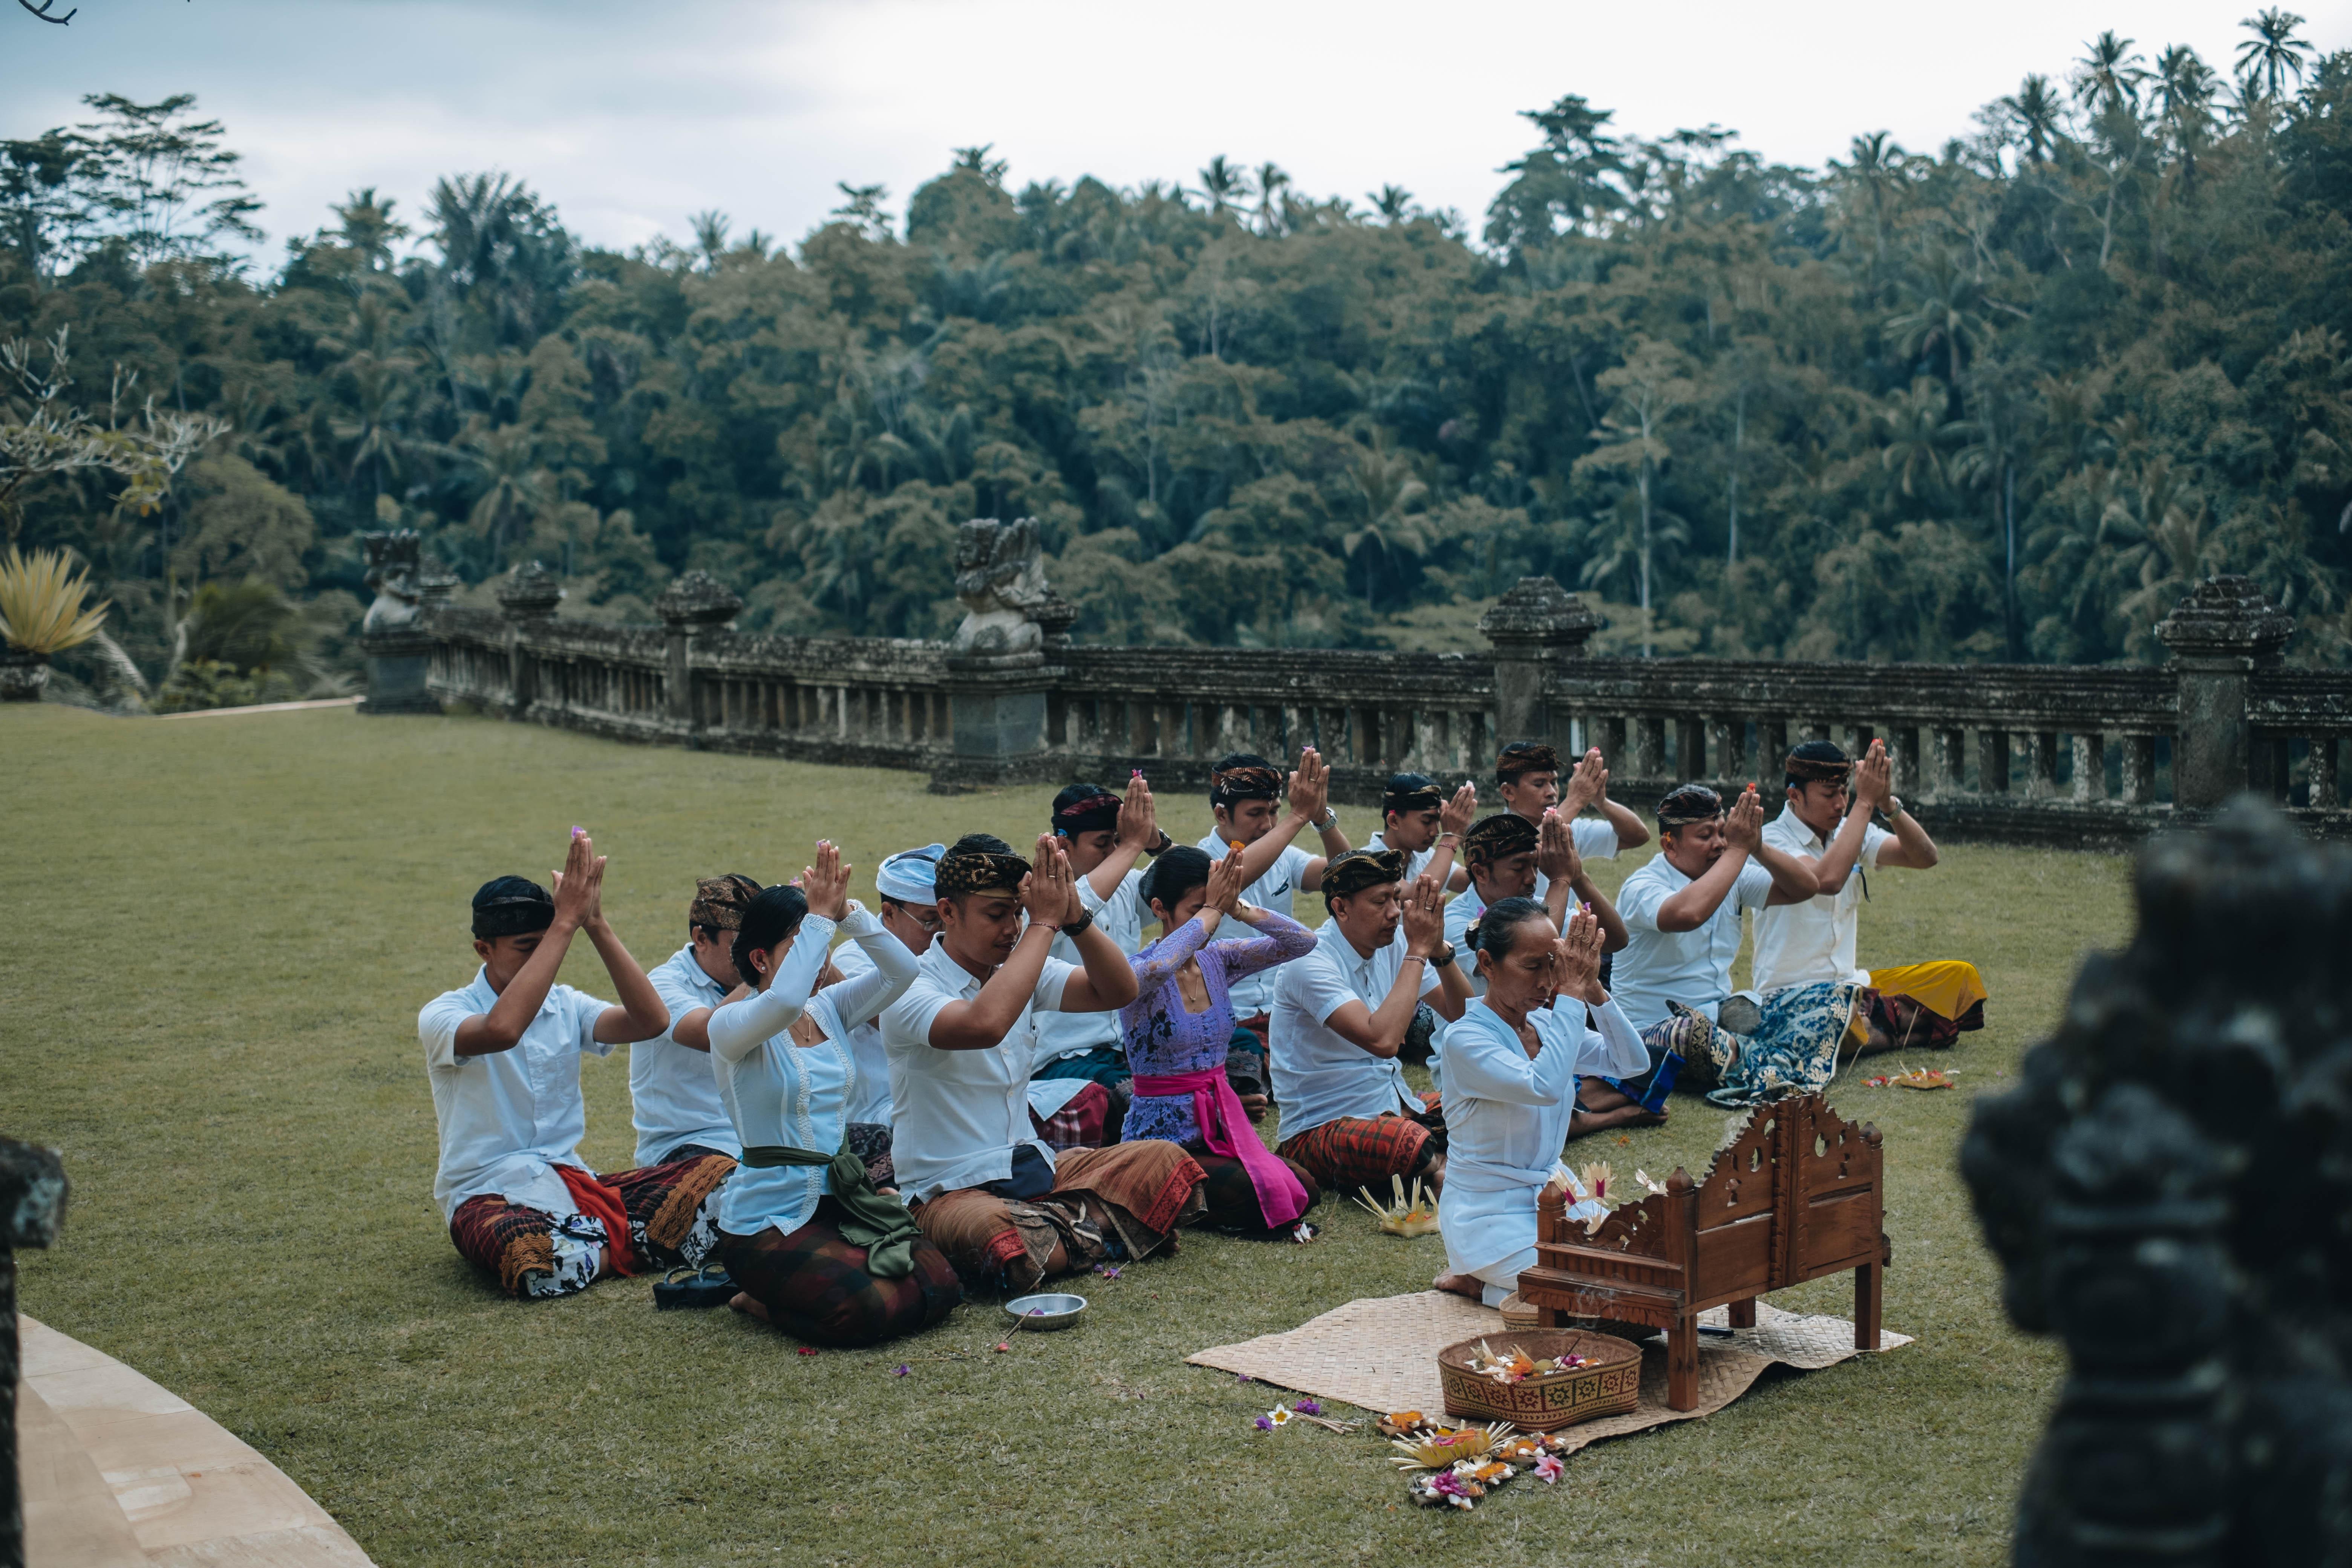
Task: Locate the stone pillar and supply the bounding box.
[494,561,564,718]
[655,572,744,743]
[357,530,450,716]
[937,650,1053,789]
[2157,576,2292,811]
[1477,576,1601,751]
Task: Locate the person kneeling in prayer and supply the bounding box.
[1028,775,1170,1139]
[1269,851,1473,1195]
[707,843,961,1345]
[421,831,730,1300]
[1752,740,1988,1065]
[1611,783,1827,1105]
[1433,898,1648,1305]
[1121,846,1323,1239]
[880,834,1206,1294]
[632,872,763,1170]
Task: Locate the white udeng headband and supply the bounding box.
[875,844,946,902]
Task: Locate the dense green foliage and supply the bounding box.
[6,22,2352,702]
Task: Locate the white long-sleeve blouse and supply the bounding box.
[1436,993,1649,1278]
[708,905,919,1238]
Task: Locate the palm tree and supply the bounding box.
[2002,75,2066,165]
[1197,156,1251,217]
[328,187,408,270]
[2073,31,2148,115]
[1887,249,1993,387]
[689,209,729,271]
[461,423,548,569]
[828,182,891,240]
[1343,444,1429,612]
[1877,379,1951,499]
[951,144,1008,186]
[1253,162,1290,236]
[1572,337,1697,655]
[1369,185,1414,224]
[2236,9,2313,100]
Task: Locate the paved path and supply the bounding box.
[18,1315,375,1568]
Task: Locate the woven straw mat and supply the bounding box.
[1186,1293,1913,1455]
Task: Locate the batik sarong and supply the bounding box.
[846,1122,895,1191]
[717,1198,962,1347]
[1649,984,1862,1109]
[910,1140,1205,1293]
[1030,1080,1119,1150]
[1276,1094,1446,1194]
[447,1151,736,1298]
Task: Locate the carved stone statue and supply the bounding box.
[361,530,424,634]
[1963,799,2352,1564]
[949,517,1054,657]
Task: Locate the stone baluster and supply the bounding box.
[2,1137,69,1568]
[1758,720,1788,781]
[2156,575,2293,810]
[1889,726,1920,795]
[1632,714,1665,780]
[1675,715,1706,781]
[2120,734,2158,805]
[2027,731,2060,798]
[1478,576,1601,755]
[1980,728,2011,794]
[1708,717,1739,784]
[2312,735,2341,810]
[2072,732,2106,802]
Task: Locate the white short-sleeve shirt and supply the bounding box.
[1446,815,1621,928]
[419,970,614,1222]
[1750,805,1891,992]
[1197,830,1316,1016]
[632,944,743,1166]
[1270,920,1441,1144]
[879,939,1078,1201]
[1612,853,1775,1031]
[830,933,915,1125]
[1033,865,1146,1065]
[1364,831,1437,887]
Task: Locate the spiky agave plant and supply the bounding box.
[0,547,108,655]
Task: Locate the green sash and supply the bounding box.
[738,1142,921,1279]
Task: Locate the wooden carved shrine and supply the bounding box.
[1514,1093,1888,1411]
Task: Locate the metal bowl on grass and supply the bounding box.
[1004,1292,1087,1330]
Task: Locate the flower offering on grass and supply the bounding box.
[1294,1399,1322,1416]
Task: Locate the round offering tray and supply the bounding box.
[1436,1328,1643,1431]
[1004,1292,1088,1330]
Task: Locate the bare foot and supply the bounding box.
[1569,1103,1660,1139]
[729,1291,771,1321]
[1433,1271,1485,1300]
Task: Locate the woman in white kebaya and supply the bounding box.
[1432,896,1649,1306]
[706,842,962,1346]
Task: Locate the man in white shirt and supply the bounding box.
[421,830,728,1300]
[1364,771,1477,892]
[1752,739,1988,1059]
[632,873,762,1168]
[1496,740,1650,858]
[1197,747,1354,1050]
[1027,775,1169,1136]
[880,833,1206,1292]
[1271,850,1474,1194]
[1612,782,1821,1100]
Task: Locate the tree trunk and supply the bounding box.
[1638,461,1654,659]
[1727,384,1745,567]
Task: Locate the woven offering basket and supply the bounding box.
[1437,1329,1643,1431]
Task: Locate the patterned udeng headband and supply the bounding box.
[1210,764,1282,807]
[935,848,1032,899]
[1322,847,1408,897]
[1461,813,1538,866]
[1784,751,1853,784]
[1496,743,1560,781]
[1657,786,1724,830]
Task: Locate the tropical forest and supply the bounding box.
[4,14,2351,710]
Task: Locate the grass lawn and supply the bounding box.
[1,702,2133,1568]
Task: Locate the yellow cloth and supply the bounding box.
[1866,961,1989,1022]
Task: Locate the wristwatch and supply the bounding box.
[1058,910,1095,938]
[1432,942,1457,968]
[1312,808,1339,831]
[1148,829,1174,856]
[1881,794,1906,819]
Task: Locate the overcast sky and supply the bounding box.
[5,0,2347,261]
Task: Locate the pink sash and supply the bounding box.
[1130,1067,1309,1230]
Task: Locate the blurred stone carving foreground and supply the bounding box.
[1964,800,2352,1563]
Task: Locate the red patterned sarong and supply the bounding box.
[1276,1095,1445,1195]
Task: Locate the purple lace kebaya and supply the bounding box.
[1118,908,1315,1144]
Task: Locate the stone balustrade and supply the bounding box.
[372,533,2352,847]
